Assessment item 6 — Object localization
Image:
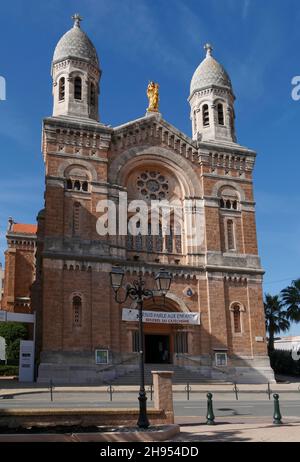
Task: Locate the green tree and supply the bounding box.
[264,294,290,352]
[0,322,27,361]
[281,279,300,322]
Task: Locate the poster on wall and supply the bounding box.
[122,308,200,325]
[95,349,109,364]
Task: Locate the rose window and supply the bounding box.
[136,171,169,200]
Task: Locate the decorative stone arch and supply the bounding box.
[69,70,86,78]
[58,159,97,182]
[229,301,246,312]
[213,97,227,105]
[109,145,202,198]
[212,180,245,202]
[165,292,191,313]
[54,70,68,85]
[143,291,191,313]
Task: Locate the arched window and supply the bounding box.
[90,82,96,107]
[202,104,209,126]
[146,222,153,252]
[59,77,65,101]
[156,223,163,252]
[233,306,241,333]
[73,295,82,327]
[74,180,81,191]
[193,110,197,134]
[166,226,173,253]
[82,181,88,192]
[175,222,182,254]
[73,202,81,236]
[74,77,82,100]
[227,219,235,250]
[220,198,225,209]
[217,103,224,125]
[66,179,73,190]
[135,221,142,251]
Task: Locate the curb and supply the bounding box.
[0,424,180,443]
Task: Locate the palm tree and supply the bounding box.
[264,294,290,352]
[281,279,300,322]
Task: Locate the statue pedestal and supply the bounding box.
[145,110,161,117]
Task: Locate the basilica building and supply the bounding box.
[29,15,274,383]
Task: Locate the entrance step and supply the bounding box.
[110,364,228,385]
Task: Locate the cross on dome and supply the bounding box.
[204,43,213,57]
[72,13,83,28]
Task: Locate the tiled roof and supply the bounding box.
[11,224,37,235]
[190,47,232,94]
[53,23,99,67]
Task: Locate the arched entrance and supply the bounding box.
[142,296,188,365]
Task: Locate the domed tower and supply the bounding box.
[189,44,236,143]
[52,14,101,121]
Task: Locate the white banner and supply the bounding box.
[122,308,200,325]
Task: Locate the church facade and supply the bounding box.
[34,15,274,383]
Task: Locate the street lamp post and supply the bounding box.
[110,267,172,429]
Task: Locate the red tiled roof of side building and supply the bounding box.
[11,224,37,235]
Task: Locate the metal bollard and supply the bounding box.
[147,384,153,401]
[273,394,282,425]
[185,382,192,401]
[106,384,115,402]
[206,393,215,425]
[266,382,272,400]
[49,379,54,402]
[233,382,239,401]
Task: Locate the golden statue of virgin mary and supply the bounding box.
[147,81,159,112]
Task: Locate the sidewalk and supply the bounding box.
[171,417,300,442]
[0,377,300,396]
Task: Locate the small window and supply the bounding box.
[193,110,197,133]
[74,77,82,100]
[175,332,188,354]
[90,82,96,107]
[166,226,173,253]
[220,198,225,208]
[227,219,235,250]
[233,306,242,333]
[66,179,73,190]
[215,352,227,366]
[73,295,82,326]
[59,77,65,101]
[74,180,81,191]
[82,181,88,192]
[202,104,209,126]
[217,103,224,125]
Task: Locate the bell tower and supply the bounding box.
[51,14,101,121]
[188,44,236,143]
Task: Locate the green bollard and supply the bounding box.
[206,392,215,425]
[273,394,282,425]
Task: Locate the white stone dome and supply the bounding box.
[190,44,232,95]
[53,15,99,67]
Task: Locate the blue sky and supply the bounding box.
[0,0,300,335]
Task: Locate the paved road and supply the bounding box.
[1,391,300,418]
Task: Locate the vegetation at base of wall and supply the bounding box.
[0,322,27,361]
[269,349,300,376]
[264,279,300,354]
[0,365,18,376]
